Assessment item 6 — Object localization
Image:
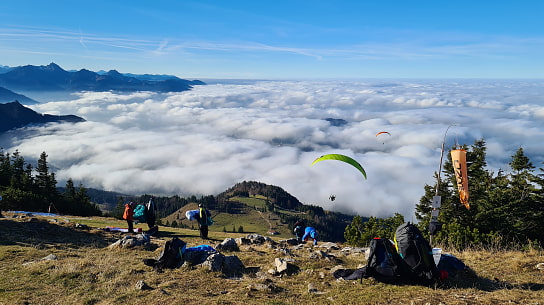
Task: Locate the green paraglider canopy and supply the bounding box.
[311,154,367,179]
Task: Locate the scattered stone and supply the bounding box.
[235,237,251,246]
[292,244,305,251]
[309,250,329,259]
[75,223,89,230]
[273,257,299,276]
[276,247,293,256]
[330,265,347,274]
[216,238,239,251]
[42,254,58,261]
[135,280,153,290]
[316,242,340,250]
[200,253,245,276]
[108,234,151,249]
[340,246,368,254]
[279,238,300,246]
[307,283,318,293]
[536,263,544,270]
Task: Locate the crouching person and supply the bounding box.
[302,226,318,246]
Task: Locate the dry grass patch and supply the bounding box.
[1,214,543,305]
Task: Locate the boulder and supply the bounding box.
[201,253,245,276]
[273,257,299,276]
[108,234,151,249]
[216,238,239,251]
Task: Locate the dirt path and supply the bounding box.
[255,208,273,232]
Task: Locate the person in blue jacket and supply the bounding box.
[302,226,318,245]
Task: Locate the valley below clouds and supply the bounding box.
[2,79,543,219]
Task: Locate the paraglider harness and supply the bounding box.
[334,222,440,286]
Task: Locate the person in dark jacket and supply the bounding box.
[293,219,306,242]
[196,204,211,239]
[146,198,157,230]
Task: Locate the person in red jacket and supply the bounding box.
[123,202,136,233]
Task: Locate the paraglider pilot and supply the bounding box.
[302,226,318,246]
[196,204,212,239]
[293,219,306,242]
[123,202,136,233]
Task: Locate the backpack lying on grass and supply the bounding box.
[334,223,440,286]
[143,237,186,271]
[394,222,440,285]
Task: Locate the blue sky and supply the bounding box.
[0,1,543,79]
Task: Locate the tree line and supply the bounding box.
[0,150,102,216]
[344,139,543,249]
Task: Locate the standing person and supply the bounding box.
[197,204,211,239]
[123,202,136,233]
[145,198,157,230]
[302,226,318,246]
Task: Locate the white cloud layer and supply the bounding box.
[2,79,544,219]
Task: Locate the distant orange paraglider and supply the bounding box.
[375,131,391,137]
[375,131,391,144]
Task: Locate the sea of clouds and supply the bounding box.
[1,79,543,219]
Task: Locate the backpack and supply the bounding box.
[144,237,186,271]
[364,238,415,284]
[394,222,440,284]
[133,204,147,223]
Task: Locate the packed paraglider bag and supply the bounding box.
[394,222,440,285]
[364,238,416,283]
[334,223,442,286]
[143,237,186,271]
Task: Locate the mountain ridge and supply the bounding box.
[0,101,85,132]
[0,63,205,93]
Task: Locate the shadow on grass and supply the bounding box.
[439,269,544,292]
[0,218,117,249]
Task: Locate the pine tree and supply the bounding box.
[504,148,541,241]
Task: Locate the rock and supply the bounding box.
[235,237,251,245]
[222,255,245,276]
[75,223,89,230]
[279,238,300,246]
[135,280,152,290]
[108,234,151,249]
[536,263,544,270]
[42,254,58,261]
[340,246,368,254]
[309,250,328,259]
[216,238,239,251]
[201,253,245,275]
[330,265,347,274]
[273,257,299,275]
[276,247,293,256]
[307,283,318,293]
[316,242,340,250]
[274,258,289,274]
[202,253,224,272]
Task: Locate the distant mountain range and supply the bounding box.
[0,63,205,93]
[0,101,85,132]
[0,87,38,104]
